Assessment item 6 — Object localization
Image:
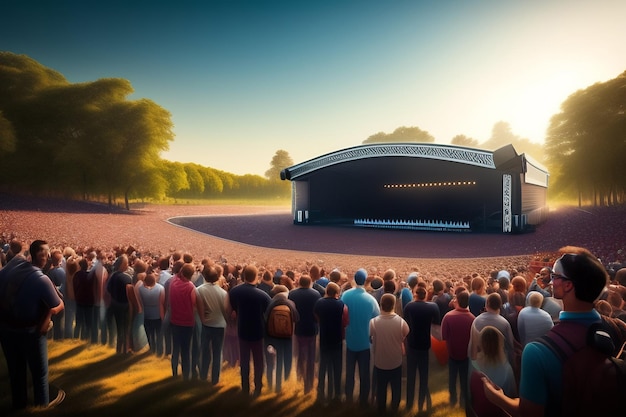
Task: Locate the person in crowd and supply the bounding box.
[370,293,410,415]
[222,265,241,368]
[606,289,626,322]
[315,265,330,288]
[341,268,380,407]
[0,239,65,409]
[63,255,79,339]
[129,259,149,353]
[91,251,109,346]
[73,257,96,341]
[469,293,516,366]
[468,325,517,417]
[106,254,133,354]
[288,273,321,394]
[496,271,511,305]
[528,267,552,298]
[441,289,475,408]
[264,284,298,393]
[432,278,452,323]
[256,269,274,296]
[468,276,488,317]
[169,263,197,380]
[196,264,228,384]
[314,282,349,404]
[517,291,553,346]
[403,285,440,412]
[226,264,271,397]
[45,249,66,340]
[483,246,615,416]
[137,268,165,356]
[308,264,327,297]
[157,256,173,286]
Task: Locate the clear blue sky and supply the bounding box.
[2,0,625,176]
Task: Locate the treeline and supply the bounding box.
[1,52,625,207]
[0,52,289,209]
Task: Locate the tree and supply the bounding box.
[478,121,546,164]
[0,112,15,154]
[265,150,294,181]
[481,121,518,150]
[545,71,626,206]
[451,134,479,147]
[363,126,435,144]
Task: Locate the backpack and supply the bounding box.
[267,304,293,338]
[536,319,626,417]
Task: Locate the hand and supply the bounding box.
[482,376,503,402]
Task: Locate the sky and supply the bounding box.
[2,0,625,176]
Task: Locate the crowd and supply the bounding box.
[2,236,626,415]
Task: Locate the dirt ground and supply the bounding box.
[1,193,624,280]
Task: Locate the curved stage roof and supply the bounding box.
[281,143,549,233]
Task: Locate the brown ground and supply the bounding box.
[1,193,624,280]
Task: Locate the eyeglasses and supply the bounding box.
[550,273,570,282]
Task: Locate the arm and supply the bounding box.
[190,286,197,312]
[483,377,544,417]
[159,287,165,320]
[196,290,205,324]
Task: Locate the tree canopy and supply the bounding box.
[363,126,435,144]
[545,71,626,205]
[0,52,292,206]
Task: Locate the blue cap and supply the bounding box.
[354,268,368,285]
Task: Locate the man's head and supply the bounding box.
[180,263,195,280]
[456,290,469,308]
[325,282,340,299]
[242,265,259,284]
[485,292,502,312]
[202,265,220,283]
[354,268,367,286]
[539,267,552,286]
[29,240,49,268]
[528,291,544,308]
[380,293,396,313]
[552,246,608,304]
[299,275,312,289]
[415,286,427,301]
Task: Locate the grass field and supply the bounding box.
[1,339,466,417]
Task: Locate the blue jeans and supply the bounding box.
[406,347,431,411]
[171,324,194,380]
[0,328,49,408]
[200,326,225,384]
[239,339,264,396]
[265,337,293,392]
[318,345,342,401]
[448,357,469,407]
[63,299,76,339]
[375,366,402,414]
[144,318,163,356]
[345,348,371,406]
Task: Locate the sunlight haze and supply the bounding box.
[2,0,625,176]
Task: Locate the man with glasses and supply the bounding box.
[482,246,615,416]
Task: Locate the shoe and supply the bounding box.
[47,387,66,408]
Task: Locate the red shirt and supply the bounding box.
[169,276,196,326]
[441,307,475,360]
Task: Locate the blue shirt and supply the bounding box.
[520,310,601,416]
[341,286,380,351]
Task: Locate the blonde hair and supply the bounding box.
[479,326,506,366]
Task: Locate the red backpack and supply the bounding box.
[537,319,626,417]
